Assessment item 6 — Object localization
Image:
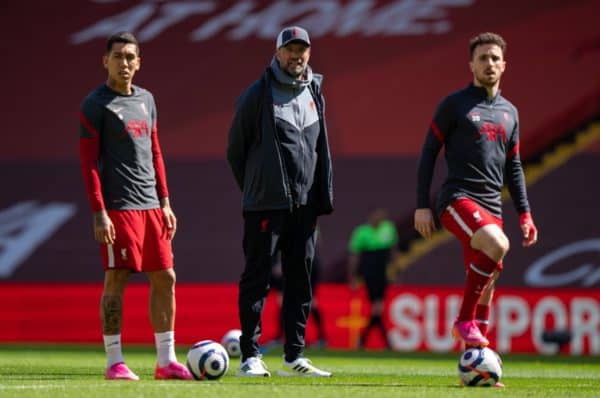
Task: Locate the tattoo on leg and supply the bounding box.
[101,295,122,335]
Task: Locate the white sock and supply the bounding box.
[155,331,177,367]
[103,334,124,368]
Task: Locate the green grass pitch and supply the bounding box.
[0,344,598,397]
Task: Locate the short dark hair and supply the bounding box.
[469,32,506,59]
[106,31,139,54]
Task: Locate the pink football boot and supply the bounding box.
[154,362,193,380]
[105,363,140,381]
[452,320,489,347]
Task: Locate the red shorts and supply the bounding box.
[440,197,504,271]
[100,208,174,272]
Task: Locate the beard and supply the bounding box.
[475,71,500,88]
[283,63,306,78]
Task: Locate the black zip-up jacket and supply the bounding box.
[227,67,333,215]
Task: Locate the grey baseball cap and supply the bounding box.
[276,26,311,49]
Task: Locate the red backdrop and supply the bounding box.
[2,283,598,355]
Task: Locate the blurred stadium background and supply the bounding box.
[0,0,598,354]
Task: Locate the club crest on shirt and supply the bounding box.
[140,102,148,116]
[120,248,128,261]
[124,119,150,138]
[478,122,507,143]
[469,112,481,122]
[473,211,482,223]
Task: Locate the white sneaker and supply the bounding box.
[237,357,271,377]
[277,357,332,377]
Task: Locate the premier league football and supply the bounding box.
[0,0,597,397]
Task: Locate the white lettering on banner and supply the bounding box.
[0,202,77,278]
[363,0,449,36]
[138,2,216,42]
[71,4,155,44]
[70,0,475,44]
[222,1,315,41]
[388,293,460,351]
[334,0,374,36]
[571,298,600,355]
[531,297,567,355]
[525,239,600,287]
[297,0,366,37]
[494,297,530,353]
[388,293,422,350]
[423,294,459,352]
[191,1,254,41]
[387,292,600,354]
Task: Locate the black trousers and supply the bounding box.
[359,249,391,302]
[238,206,317,361]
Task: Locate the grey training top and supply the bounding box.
[79,84,161,210]
[270,58,320,207]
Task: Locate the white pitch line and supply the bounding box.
[0,383,215,390]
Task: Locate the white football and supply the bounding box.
[458,347,503,387]
[221,329,242,358]
[186,340,229,380]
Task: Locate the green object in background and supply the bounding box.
[349,220,398,253]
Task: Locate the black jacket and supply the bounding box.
[227,67,334,215]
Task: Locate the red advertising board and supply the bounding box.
[1,284,597,355]
[384,287,598,355]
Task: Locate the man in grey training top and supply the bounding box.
[79,31,192,381]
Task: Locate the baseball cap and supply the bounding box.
[276,26,311,49]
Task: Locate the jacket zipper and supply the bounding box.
[267,80,294,211]
[296,86,305,209]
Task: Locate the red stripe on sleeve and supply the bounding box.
[79,111,99,137]
[508,140,520,159]
[151,121,169,199]
[79,136,105,212]
[430,121,444,142]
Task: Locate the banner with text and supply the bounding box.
[1,284,597,355]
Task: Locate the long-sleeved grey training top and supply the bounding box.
[416,83,530,218]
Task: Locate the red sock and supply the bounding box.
[476,304,490,336]
[458,252,497,322]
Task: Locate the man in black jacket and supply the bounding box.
[227,26,333,377]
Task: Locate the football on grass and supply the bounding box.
[458,347,503,387]
[186,340,229,380]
